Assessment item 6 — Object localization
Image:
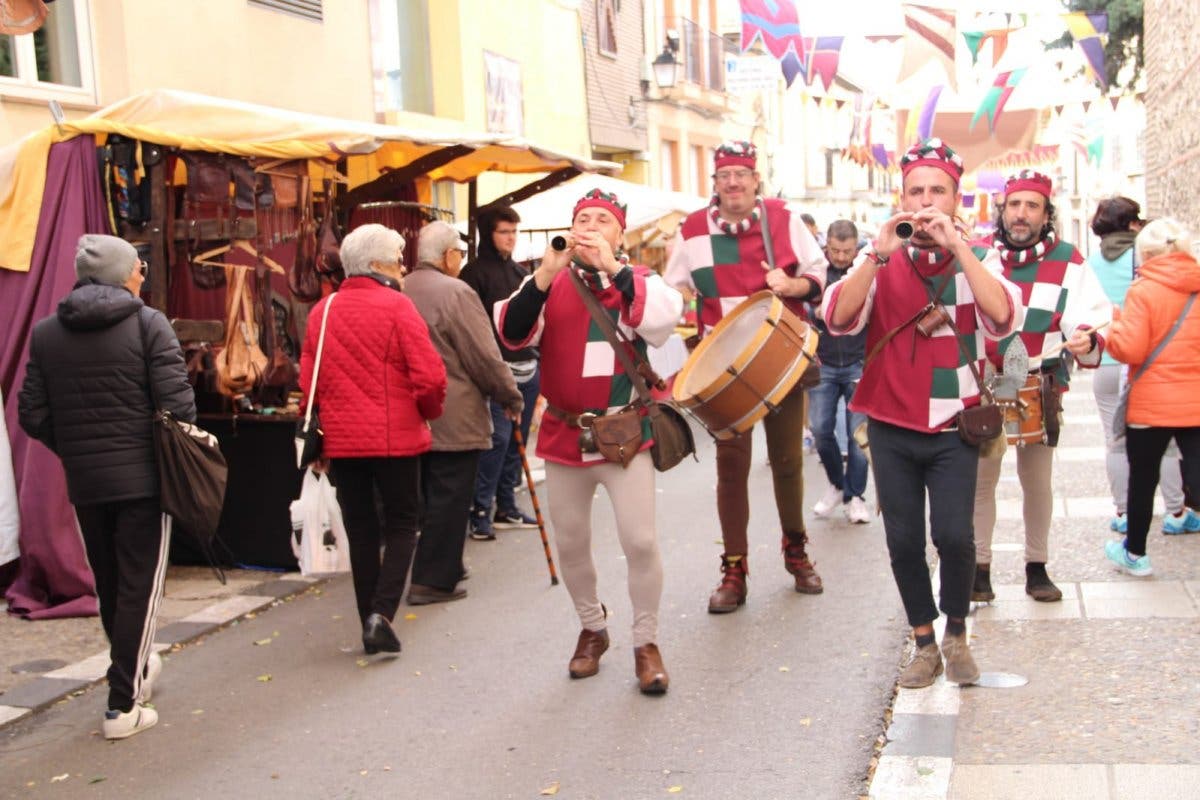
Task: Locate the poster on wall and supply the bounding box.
[484,50,524,136]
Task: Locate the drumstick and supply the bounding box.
[1035,320,1112,361]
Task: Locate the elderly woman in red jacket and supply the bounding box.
[300,223,447,655]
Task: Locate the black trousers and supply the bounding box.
[868,419,979,627]
[75,497,171,713]
[330,457,421,625]
[413,450,482,591]
[1126,426,1200,556]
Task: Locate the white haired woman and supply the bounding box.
[1105,218,1200,576]
[299,223,447,653]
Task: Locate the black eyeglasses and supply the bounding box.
[138,261,148,276]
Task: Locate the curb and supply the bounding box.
[0,572,326,731]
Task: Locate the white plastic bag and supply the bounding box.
[290,469,350,575]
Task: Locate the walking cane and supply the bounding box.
[513,426,559,586]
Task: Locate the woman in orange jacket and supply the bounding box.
[1105,218,1200,576]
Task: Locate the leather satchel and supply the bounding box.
[590,408,645,468]
[215,266,269,396]
[568,270,696,471]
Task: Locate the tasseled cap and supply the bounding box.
[899,138,965,184]
[714,140,757,171]
[1004,169,1053,198]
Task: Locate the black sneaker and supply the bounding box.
[468,508,495,541]
[493,509,537,529]
[972,564,995,602]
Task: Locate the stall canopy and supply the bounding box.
[0,88,621,272]
[507,174,708,250]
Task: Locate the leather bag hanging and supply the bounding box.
[568,269,696,471]
[288,174,324,302]
[215,266,269,396]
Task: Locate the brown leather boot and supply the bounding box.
[782,532,823,594]
[633,643,669,695]
[567,628,609,679]
[707,555,748,613]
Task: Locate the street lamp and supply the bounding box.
[652,43,679,90]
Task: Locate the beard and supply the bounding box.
[1001,220,1040,248]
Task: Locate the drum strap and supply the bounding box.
[567,269,662,407]
[759,198,775,270]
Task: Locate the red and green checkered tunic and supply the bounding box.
[822,245,1024,433]
[987,236,1111,387]
[496,266,683,466]
[664,198,827,333]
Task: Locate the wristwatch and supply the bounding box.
[866,248,889,267]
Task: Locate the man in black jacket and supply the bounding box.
[19,234,195,740]
[809,220,871,523]
[459,206,541,540]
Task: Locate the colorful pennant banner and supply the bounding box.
[971,68,1027,133]
[1062,12,1108,87]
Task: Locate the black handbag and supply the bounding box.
[138,312,229,566]
[568,270,696,471]
[296,291,336,468]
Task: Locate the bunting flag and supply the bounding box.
[1070,118,1104,165]
[1054,104,1064,116]
[962,31,985,64]
[739,0,807,86]
[979,144,1061,170]
[982,29,1011,66]
[1062,11,1108,87]
[871,143,890,169]
[805,36,845,92]
[897,4,958,92]
[970,68,1027,133]
[903,84,943,146]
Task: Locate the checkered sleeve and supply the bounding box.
[663,230,695,290]
[787,213,829,296]
[626,271,684,348]
[820,251,877,336]
[495,274,546,350]
[1060,253,1114,368]
[975,247,1024,340]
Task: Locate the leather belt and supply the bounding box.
[546,404,600,429]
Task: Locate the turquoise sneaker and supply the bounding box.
[1105,539,1153,577]
[1163,508,1200,535]
[1110,514,1127,534]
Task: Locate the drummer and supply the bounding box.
[972,171,1110,604]
[821,138,1024,688]
[496,189,683,694]
[664,140,828,612]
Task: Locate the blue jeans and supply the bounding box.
[808,363,868,501]
[472,366,540,514]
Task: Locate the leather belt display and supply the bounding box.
[546,404,602,429]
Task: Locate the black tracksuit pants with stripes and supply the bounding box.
[76,497,170,713]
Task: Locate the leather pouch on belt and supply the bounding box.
[591,409,644,468]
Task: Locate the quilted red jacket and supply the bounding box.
[299,276,447,458]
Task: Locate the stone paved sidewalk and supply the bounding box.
[868,373,1200,800]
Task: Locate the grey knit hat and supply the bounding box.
[75,234,138,286]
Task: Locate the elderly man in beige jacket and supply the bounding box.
[404,220,524,604]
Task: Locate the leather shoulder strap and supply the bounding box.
[1130,291,1198,384]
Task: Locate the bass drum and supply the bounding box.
[672,291,818,439]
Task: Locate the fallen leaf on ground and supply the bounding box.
[256,674,272,682]
[50,774,69,783]
[270,774,279,780]
[413,671,421,676]
[384,766,392,772]
[917,766,934,777]
[191,709,204,715]
[356,659,369,668]
[332,615,343,620]
[88,777,105,784]
[254,638,273,646]
[245,612,257,619]
[360,770,368,776]
[799,718,812,726]
[667,787,683,794]
[540,782,560,795]
[778,666,790,672]
[404,613,417,621]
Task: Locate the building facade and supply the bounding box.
[1143,0,1200,224]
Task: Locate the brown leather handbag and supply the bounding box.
[590,409,645,468]
[215,266,269,396]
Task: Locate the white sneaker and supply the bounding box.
[103,704,158,740]
[846,497,871,524]
[137,652,162,704]
[813,485,843,517]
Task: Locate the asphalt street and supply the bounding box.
[0,426,905,800]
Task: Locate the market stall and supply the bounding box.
[0,89,618,616]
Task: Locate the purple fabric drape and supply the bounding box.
[1,135,112,619]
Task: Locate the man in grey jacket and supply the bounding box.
[19,234,196,740]
[404,221,523,604]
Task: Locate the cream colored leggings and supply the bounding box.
[545,453,662,647]
[974,443,1053,565]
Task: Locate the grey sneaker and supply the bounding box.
[941,633,980,685]
[898,643,943,689]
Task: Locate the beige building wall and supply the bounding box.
[1143,0,1200,224]
[1,0,375,144]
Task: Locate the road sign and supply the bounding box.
[725,55,779,94]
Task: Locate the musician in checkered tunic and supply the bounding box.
[497,189,683,694]
[972,171,1111,605]
[664,140,829,613]
[821,139,1024,689]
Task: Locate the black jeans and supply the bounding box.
[75,497,170,712]
[1125,426,1200,556]
[413,450,482,591]
[868,419,979,627]
[330,457,421,624]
